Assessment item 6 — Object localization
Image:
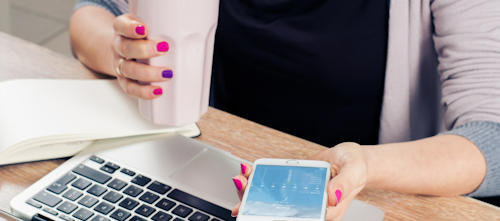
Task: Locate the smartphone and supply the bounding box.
[237,158,330,221]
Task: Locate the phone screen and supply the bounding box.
[241,165,327,218]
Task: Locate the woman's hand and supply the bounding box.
[230,142,368,221]
[311,142,368,221]
[112,14,173,99]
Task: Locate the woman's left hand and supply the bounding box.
[231,142,369,221]
[310,142,369,221]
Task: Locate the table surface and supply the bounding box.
[0,32,499,220]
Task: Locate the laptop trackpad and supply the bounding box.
[169,148,241,209]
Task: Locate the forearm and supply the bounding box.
[70,6,116,76]
[363,134,486,196]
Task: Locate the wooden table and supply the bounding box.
[0,32,499,220]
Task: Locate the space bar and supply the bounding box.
[167,189,236,221]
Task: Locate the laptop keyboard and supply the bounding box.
[25,156,235,221]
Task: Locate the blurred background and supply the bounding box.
[0,0,78,57]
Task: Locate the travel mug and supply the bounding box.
[130,0,220,126]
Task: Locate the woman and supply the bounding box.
[70,0,500,220]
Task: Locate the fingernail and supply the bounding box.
[153,88,163,95]
[335,189,342,204]
[135,25,145,35]
[162,70,173,78]
[156,41,169,52]
[240,163,247,175]
[232,177,242,191]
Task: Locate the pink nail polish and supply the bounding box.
[335,189,342,204]
[240,164,247,175]
[153,88,163,95]
[135,25,145,35]
[156,41,169,52]
[232,178,242,191]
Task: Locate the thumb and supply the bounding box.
[326,171,353,207]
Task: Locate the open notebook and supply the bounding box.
[0,79,201,165]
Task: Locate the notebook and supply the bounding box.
[0,79,201,165]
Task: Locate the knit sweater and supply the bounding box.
[75,0,500,197]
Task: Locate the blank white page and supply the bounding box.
[0,79,198,151]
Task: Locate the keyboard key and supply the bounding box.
[131,175,151,186]
[110,209,130,221]
[152,211,172,221]
[155,199,176,212]
[118,198,139,210]
[73,208,94,221]
[105,162,120,171]
[107,179,127,191]
[147,181,171,195]
[73,164,112,184]
[100,166,115,174]
[47,182,67,194]
[103,191,123,203]
[139,192,159,204]
[33,191,62,207]
[78,195,99,208]
[129,216,147,221]
[26,199,42,208]
[57,201,78,214]
[63,189,83,201]
[87,184,107,197]
[173,218,183,221]
[60,214,76,221]
[172,205,192,218]
[89,155,105,164]
[72,178,92,190]
[120,168,135,176]
[168,189,235,221]
[135,204,156,217]
[91,215,110,221]
[57,173,77,186]
[43,207,58,216]
[188,212,209,221]
[94,202,115,215]
[209,219,221,221]
[123,185,143,197]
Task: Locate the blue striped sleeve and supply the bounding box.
[74,0,126,16]
[445,121,500,197]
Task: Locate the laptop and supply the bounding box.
[10,134,384,221]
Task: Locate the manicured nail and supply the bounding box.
[240,163,247,175]
[232,177,242,191]
[156,41,169,52]
[162,70,173,78]
[135,25,145,35]
[153,88,163,95]
[335,189,342,204]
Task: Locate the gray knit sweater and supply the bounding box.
[75,0,500,197]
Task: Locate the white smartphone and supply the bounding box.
[237,158,331,221]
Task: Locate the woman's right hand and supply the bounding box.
[112,14,173,99]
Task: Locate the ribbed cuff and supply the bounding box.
[75,0,124,16]
[444,121,500,197]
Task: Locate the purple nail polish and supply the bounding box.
[335,189,342,204]
[162,70,173,78]
[232,178,242,191]
[135,25,145,35]
[157,41,169,52]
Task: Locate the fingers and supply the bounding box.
[114,37,169,59]
[240,163,252,178]
[116,76,163,99]
[120,59,173,82]
[232,175,248,200]
[113,14,148,39]
[231,202,241,218]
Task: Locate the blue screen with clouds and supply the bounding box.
[241,165,327,218]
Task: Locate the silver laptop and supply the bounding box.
[10,135,384,221]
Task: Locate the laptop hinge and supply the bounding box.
[32,214,54,221]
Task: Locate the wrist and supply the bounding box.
[361,145,384,189]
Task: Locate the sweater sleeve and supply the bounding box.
[444,121,500,197]
[75,0,129,16]
[431,0,500,197]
